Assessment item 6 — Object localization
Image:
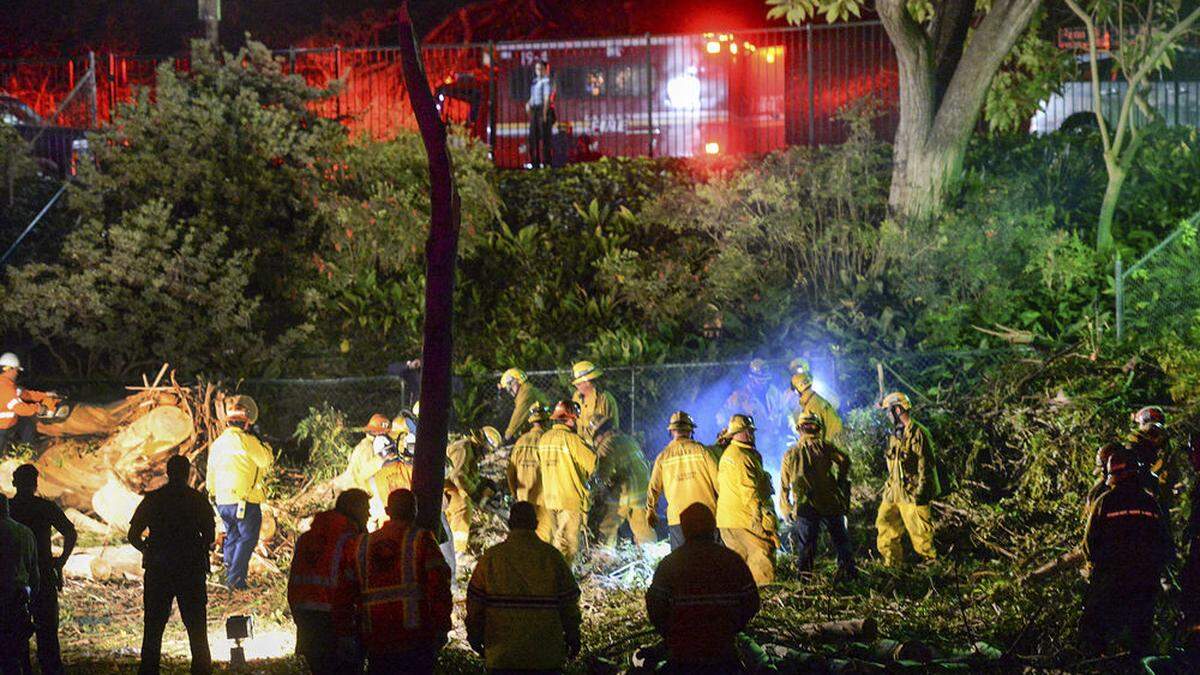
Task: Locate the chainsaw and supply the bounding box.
[36,395,71,423]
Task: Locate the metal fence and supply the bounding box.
[1115,210,1200,340]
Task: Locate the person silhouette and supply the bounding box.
[10,463,76,675]
[0,493,38,675]
[128,455,215,675]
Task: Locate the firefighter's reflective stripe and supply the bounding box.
[665,587,756,607]
[0,412,14,419]
[466,590,579,610]
[1105,509,1160,520]
[357,526,425,631]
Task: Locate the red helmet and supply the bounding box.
[365,413,391,435]
[1133,406,1166,427]
[549,400,580,422]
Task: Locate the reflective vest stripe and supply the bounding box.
[291,531,355,590]
[0,412,14,418]
[357,526,425,634]
[356,536,372,635]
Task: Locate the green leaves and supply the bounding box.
[766,0,864,23]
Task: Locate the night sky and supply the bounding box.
[1,0,786,57]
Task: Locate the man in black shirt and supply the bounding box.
[128,455,215,675]
[10,463,76,675]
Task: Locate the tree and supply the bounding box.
[768,0,1044,220]
[1062,0,1200,250]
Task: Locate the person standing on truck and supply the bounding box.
[525,60,555,169]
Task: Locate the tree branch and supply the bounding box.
[929,0,975,109]
[930,0,1044,148]
[1064,0,1113,153]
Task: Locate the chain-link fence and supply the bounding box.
[1115,210,1200,340]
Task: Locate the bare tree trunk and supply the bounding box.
[879,0,1042,220]
[397,3,462,530]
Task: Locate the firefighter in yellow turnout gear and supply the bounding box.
[508,404,551,542]
[589,415,656,547]
[875,392,939,566]
[646,411,721,549]
[445,427,502,554]
[537,400,597,563]
[499,368,551,443]
[716,414,779,585]
[789,372,844,446]
[571,361,619,443]
[338,413,392,493]
[206,395,273,589]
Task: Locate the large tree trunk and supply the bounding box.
[879,0,1043,220]
[398,3,462,530]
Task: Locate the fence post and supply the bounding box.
[487,42,497,157]
[106,53,117,123]
[87,51,98,128]
[334,44,343,119]
[645,33,654,157]
[288,46,296,75]
[1115,252,1124,341]
[630,367,637,436]
[806,23,815,144]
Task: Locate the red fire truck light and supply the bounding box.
[705,142,720,155]
[706,41,721,54]
[729,42,738,54]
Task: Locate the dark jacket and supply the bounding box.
[1084,479,1171,587]
[128,482,216,574]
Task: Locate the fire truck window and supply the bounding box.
[610,65,650,97]
[585,70,606,97]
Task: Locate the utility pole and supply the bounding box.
[198,0,220,46]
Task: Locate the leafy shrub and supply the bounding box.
[292,403,354,480]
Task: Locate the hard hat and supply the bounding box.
[499,368,527,390]
[481,425,503,449]
[1106,446,1138,482]
[390,414,412,441]
[588,414,614,438]
[880,391,911,411]
[411,401,420,417]
[725,414,755,437]
[365,413,391,435]
[527,403,549,424]
[1095,443,1121,471]
[748,358,769,380]
[795,411,824,432]
[790,372,813,393]
[225,395,259,425]
[571,360,602,385]
[1133,406,1166,427]
[0,352,22,370]
[667,410,696,431]
[789,357,810,375]
[549,399,580,421]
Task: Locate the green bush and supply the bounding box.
[292,403,354,481]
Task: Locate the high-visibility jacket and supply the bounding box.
[779,436,850,519]
[573,388,618,443]
[0,375,47,430]
[205,426,273,506]
[504,381,551,442]
[716,440,776,533]
[368,458,413,527]
[507,426,545,504]
[344,436,384,492]
[287,510,361,614]
[595,432,650,510]
[883,420,938,505]
[466,529,582,670]
[646,437,720,526]
[792,390,843,446]
[334,519,452,653]
[537,424,597,513]
[645,538,760,665]
[446,437,483,498]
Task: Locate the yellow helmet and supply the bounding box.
[880,391,911,411]
[667,410,696,431]
[481,425,503,449]
[499,368,527,390]
[527,403,549,424]
[390,414,412,441]
[790,372,813,393]
[789,357,810,375]
[795,411,824,433]
[571,360,602,385]
[225,395,259,425]
[725,414,755,437]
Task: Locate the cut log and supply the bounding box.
[92,475,142,532]
[36,396,147,437]
[795,618,878,643]
[64,508,111,536]
[107,404,193,493]
[64,545,145,581]
[1025,549,1083,581]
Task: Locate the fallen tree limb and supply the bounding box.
[1024,548,1083,582]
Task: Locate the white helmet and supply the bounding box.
[0,353,22,370]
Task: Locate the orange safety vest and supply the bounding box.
[0,377,43,430]
[343,519,452,653]
[287,510,361,614]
